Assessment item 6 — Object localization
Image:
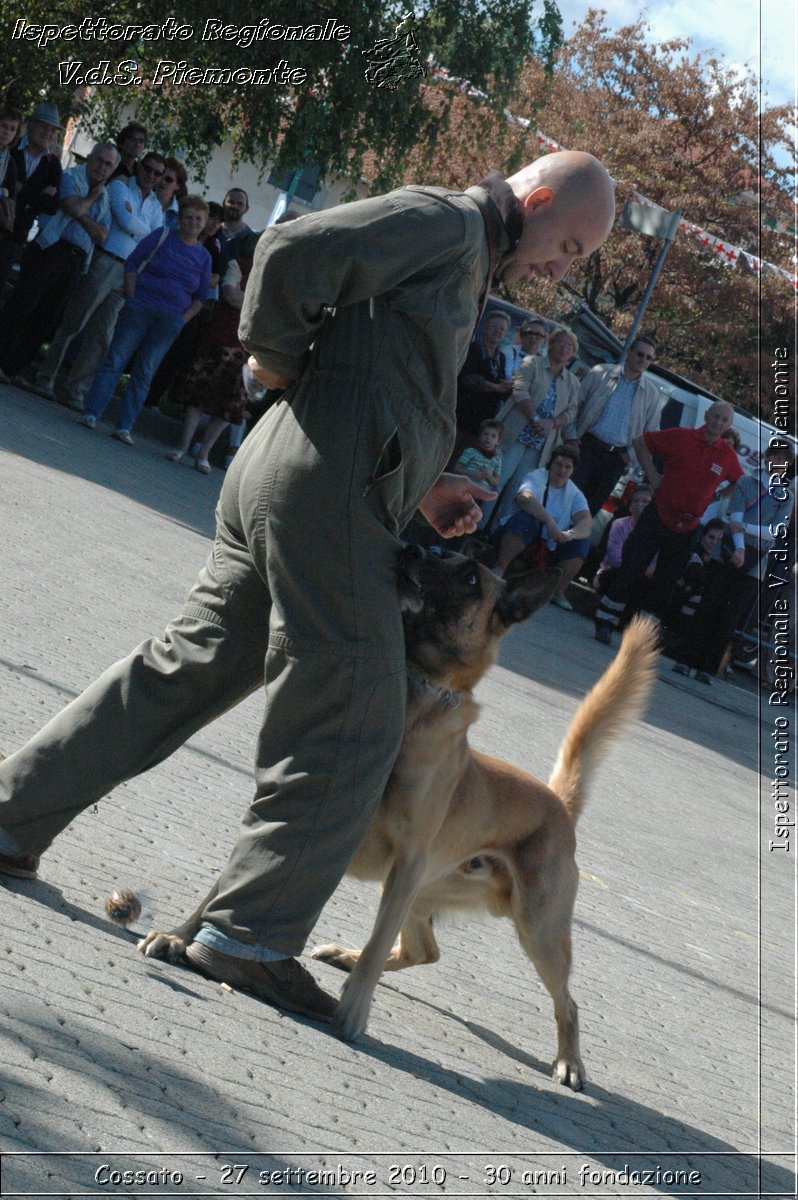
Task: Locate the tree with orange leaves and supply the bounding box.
[398,10,794,413]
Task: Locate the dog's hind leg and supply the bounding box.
[313,897,440,975]
[512,859,585,1091]
[387,905,441,970]
[138,880,219,963]
[334,852,428,1040]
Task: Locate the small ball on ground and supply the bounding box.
[105,889,142,926]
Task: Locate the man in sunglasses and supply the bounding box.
[567,334,661,514]
[19,151,166,408]
[502,316,548,377]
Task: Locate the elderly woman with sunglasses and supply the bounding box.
[483,324,581,528]
[155,156,188,229]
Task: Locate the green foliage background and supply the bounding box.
[2,1,560,188]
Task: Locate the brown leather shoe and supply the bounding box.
[184,942,338,1022]
[0,850,40,879]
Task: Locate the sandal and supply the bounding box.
[166,450,184,462]
[194,458,211,475]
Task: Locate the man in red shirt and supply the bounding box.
[594,401,743,643]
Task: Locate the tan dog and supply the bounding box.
[141,546,658,1090]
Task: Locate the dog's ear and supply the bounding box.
[397,543,428,614]
[494,568,561,628]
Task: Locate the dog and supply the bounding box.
[140,545,659,1090]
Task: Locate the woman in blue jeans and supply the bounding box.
[79,195,211,443]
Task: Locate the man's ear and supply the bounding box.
[523,185,554,213]
[493,567,561,629]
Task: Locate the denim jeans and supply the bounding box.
[84,297,184,431]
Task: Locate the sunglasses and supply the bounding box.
[141,163,164,177]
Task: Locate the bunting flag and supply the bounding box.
[428,58,796,292]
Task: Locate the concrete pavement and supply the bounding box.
[0,381,794,1198]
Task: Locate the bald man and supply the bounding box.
[594,401,745,644]
[0,152,616,1024]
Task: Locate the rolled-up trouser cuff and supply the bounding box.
[194,922,286,962]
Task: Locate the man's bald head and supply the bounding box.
[496,151,616,285]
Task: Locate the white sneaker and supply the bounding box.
[78,414,96,430]
[112,429,134,445]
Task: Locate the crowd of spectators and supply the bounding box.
[451,305,796,685]
[1,103,794,690]
[0,101,285,474]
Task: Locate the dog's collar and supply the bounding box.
[407,670,461,710]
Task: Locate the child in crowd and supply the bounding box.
[667,518,726,681]
[455,418,503,488]
[592,483,654,591]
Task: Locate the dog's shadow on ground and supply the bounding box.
[334,993,791,1197]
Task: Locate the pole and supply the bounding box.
[266,167,302,227]
[619,209,682,362]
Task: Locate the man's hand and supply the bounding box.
[419,473,496,537]
[730,547,746,569]
[246,355,293,391]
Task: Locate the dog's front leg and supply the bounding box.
[334,852,428,1042]
[138,880,219,963]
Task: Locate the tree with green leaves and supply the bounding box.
[3,0,560,190]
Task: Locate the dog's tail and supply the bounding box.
[547,615,660,824]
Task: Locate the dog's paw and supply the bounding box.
[552,1055,586,1091]
[310,942,359,973]
[332,978,371,1042]
[137,930,187,963]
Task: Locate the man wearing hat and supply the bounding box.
[0,102,63,302]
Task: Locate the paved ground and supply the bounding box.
[0,381,794,1199]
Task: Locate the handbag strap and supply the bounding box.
[136,225,170,274]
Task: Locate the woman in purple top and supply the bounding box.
[79,195,211,443]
